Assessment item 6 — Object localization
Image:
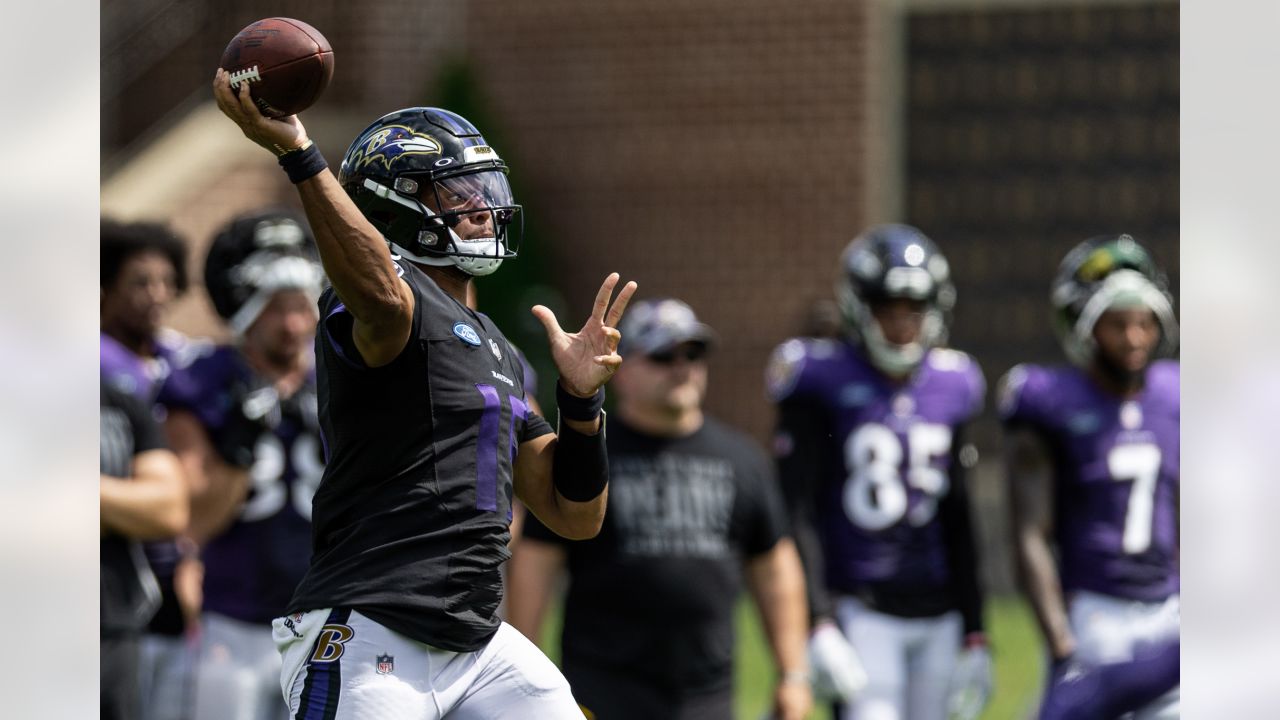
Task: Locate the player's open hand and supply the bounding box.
[532,273,638,397]
[211,68,310,156]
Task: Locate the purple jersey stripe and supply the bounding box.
[475,384,501,512]
[297,608,349,720]
[322,304,366,370]
[506,396,529,520]
[318,425,331,464]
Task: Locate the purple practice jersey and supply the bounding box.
[999,360,1179,602]
[159,346,322,624]
[101,328,205,635]
[100,329,200,403]
[769,338,985,594]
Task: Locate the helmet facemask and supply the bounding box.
[838,282,949,378]
[836,228,955,378]
[356,169,521,277]
[1055,268,1179,369]
[1051,235,1178,370]
[227,250,326,336]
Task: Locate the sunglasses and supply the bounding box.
[646,344,708,365]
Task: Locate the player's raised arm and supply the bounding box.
[212,70,413,367]
[515,273,637,539]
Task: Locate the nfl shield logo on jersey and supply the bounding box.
[489,338,502,360]
[376,654,394,675]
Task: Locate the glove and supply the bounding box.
[807,621,868,702]
[214,380,280,469]
[948,637,993,720]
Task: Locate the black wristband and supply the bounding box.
[552,414,609,502]
[279,141,327,184]
[556,380,605,422]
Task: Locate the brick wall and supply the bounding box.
[905,1,1180,452]
[902,1,1179,592]
[102,0,466,161]
[467,0,874,442]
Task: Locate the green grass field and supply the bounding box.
[536,594,1044,720]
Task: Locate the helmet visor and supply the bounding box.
[413,170,522,262]
[429,171,516,216]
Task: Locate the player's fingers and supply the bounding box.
[234,78,262,118]
[590,273,620,322]
[604,280,638,328]
[593,353,623,369]
[212,70,236,112]
[600,326,621,351]
[530,305,565,339]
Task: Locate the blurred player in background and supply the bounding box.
[158,209,327,720]
[508,298,812,720]
[767,224,991,720]
[101,218,194,400]
[214,70,636,718]
[101,380,189,720]
[100,218,203,720]
[1001,234,1180,719]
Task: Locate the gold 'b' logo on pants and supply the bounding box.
[310,624,354,663]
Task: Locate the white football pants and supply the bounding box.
[834,596,962,720]
[273,608,583,719]
[1068,591,1180,720]
[193,612,288,720]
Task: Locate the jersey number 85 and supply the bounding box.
[843,423,952,531]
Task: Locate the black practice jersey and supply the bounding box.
[524,416,788,693]
[288,259,553,652]
[100,383,166,636]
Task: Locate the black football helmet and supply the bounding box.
[836,223,956,376]
[205,208,326,335]
[1051,233,1177,367]
[337,107,521,276]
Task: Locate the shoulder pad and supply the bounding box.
[1145,359,1180,406]
[997,363,1059,424]
[765,338,808,401]
[927,348,985,418]
[766,337,846,401]
[158,345,241,410]
[926,347,973,372]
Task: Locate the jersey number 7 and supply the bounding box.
[1108,443,1161,555]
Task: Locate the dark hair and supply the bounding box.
[101,218,189,294]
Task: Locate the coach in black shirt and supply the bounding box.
[100,382,187,720]
[510,298,813,720]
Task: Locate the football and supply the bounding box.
[219,17,334,118]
